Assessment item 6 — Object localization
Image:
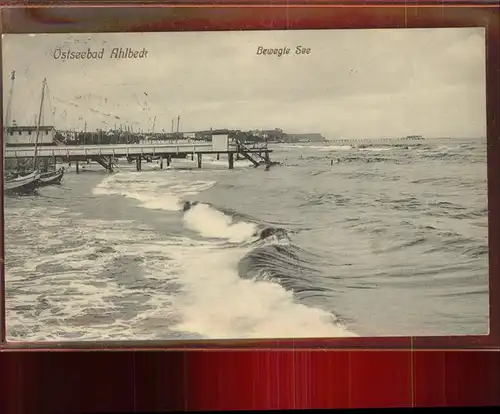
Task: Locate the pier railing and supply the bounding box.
[4,142,239,158]
[5,139,274,173]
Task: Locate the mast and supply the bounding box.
[3,71,16,174]
[152,116,156,134]
[33,77,47,171]
[4,71,15,128]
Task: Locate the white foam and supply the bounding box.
[164,246,355,339]
[436,145,460,151]
[183,203,257,243]
[328,145,353,151]
[278,144,334,151]
[93,171,216,212]
[5,167,356,341]
[358,147,392,152]
[4,207,156,341]
[170,155,254,169]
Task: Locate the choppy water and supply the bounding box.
[3,138,489,341]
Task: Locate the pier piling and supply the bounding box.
[217,153,220,161]
[228,152,234,170]
[75,160,79,174]
[136,157,142,171]
[166,155,171,167]
[160,157,164,169]
[197,153,202,169]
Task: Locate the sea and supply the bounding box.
[3,137,489,341]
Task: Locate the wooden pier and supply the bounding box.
[4,138,273,173]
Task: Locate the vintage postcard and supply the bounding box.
[1,28,488,342]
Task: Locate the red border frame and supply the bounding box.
[0,2,498,351]
[0,350,499,411]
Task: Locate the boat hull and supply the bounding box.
[38,168,64,187]
[4,171,41,194]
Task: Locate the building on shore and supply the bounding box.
[4,123,57,172]
[5,124,56,147]
[249,128,286,142]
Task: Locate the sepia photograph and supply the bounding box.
[1,28,488,342]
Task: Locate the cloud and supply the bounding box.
[2,28,486,139]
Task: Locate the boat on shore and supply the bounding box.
[4,75,65,194]
[4,171,41,194]
[4,166,64,194]
[2,71,42,195]
[38,167,65,187]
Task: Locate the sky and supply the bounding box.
[2,28,486,140]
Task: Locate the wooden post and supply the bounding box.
[160,157,164,169]
[136,157,142,171]
[228,152,234,169]
[216,153,220,160]
[108,157,113,172]
[166,155,171,167]
[197,153,202,169]
[75,160,80,174]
